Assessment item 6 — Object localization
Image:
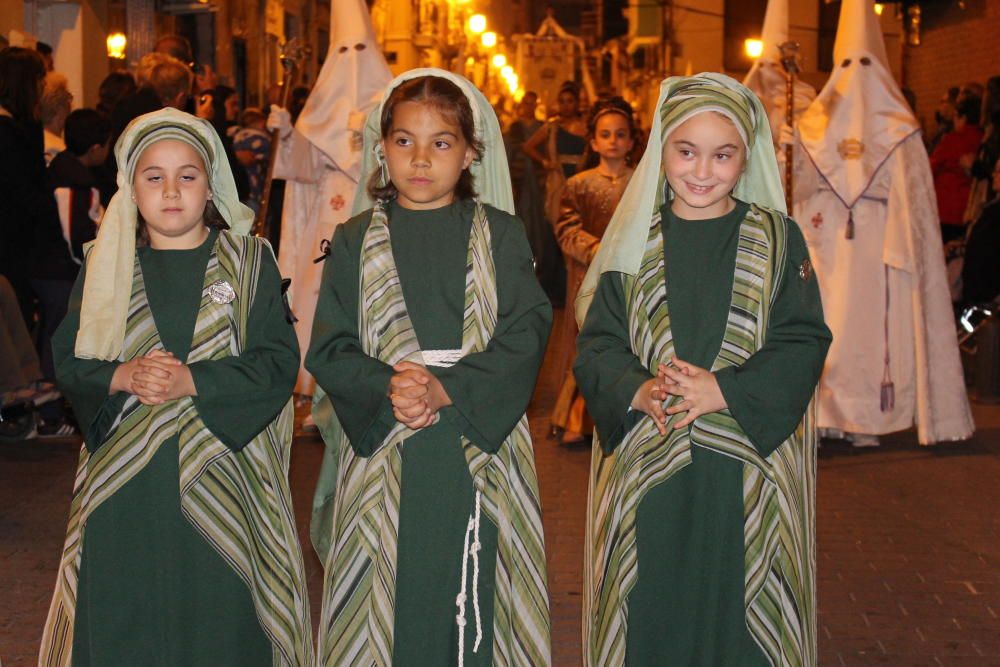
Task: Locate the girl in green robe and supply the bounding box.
[40,108,313,667]
[574,74,832,666]
[306,70,552,666]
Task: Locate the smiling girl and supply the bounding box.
[41,108,312,666]
[574,74,831,666]
[306,70,552,666]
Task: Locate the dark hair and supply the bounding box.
[559,81,580,100]
[136,199,229,247]
[0,47,46,123]
[580,96,635,170]
[97,71,137,117]
[957,96,982,126]
[64,109,112,156]
[368,76,484,203]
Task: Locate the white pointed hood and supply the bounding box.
[797,0,919,206]
[743,0,816,144]
[294,0,392,179]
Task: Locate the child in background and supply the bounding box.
[574,74,831,666]
[306,69,552,666]
[550,96,635,445]
[232,107,271,212]
[41,107,312,666]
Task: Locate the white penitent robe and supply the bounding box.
[793,134,974,444]
[274,131,361,395]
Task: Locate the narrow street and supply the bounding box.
[2,310,999,665]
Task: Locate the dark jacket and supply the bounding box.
[47,150,100,270]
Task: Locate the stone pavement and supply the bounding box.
[2,310,999,666]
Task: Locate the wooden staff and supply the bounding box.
[253,39,309,238]
[778,41,801,213]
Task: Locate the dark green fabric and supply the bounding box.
[54,229,298,665]
[305,199,551,666]
[573,201,829,666]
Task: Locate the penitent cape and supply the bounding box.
[793,0,974,444]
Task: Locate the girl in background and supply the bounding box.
[550,96,635,445]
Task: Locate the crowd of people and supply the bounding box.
[0,37,311,437]
[0,0,997,663]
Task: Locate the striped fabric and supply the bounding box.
[317,202,551,666]
[41,232,313,667]
[583,205,817,667]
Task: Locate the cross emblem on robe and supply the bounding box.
[811,212,823,228]
[330,194,346,211]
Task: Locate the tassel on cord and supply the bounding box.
[456,490,483,666]
[880,265,894,412]
[845,208,855,240]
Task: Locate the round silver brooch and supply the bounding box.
[209,279,236,304]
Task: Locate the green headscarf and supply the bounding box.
[76,107,255,360]
[575,72,786,325]
[351,67,515,215]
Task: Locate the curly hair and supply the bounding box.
[368,76,484,203]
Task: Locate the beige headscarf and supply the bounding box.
[75,107,254,360]
[576,73,786,325]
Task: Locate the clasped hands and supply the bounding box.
[110,349,196,405]
[630,357,727,435]
[388,361,452,430]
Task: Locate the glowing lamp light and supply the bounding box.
[107,32,127,59]
[468,14,487,35]
[874,3,884,15]
[513,88,525,103]
[501,65,513,79]
[492,53,507,69]
[744,38,764,59]
[481,31,497,48]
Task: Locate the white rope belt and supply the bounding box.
[422,348,484,664]
[422,348,463,368]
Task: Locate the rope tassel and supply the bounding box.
[845,208,855,240]
[456,489,483,667]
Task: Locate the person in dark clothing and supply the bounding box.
[34,109,110,396]
[0,47,51,324]
[961,160,1000,308]
[50,109,110,264]
[96,71,137,119]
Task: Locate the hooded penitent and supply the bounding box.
[793,0,974,444]
[274,0,392,395]
[742,0,816,151]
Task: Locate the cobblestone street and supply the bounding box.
[2,310,999,666]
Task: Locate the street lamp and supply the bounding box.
[106,32,127,60]
[481,31,497,48]
[492,53,507,69]
[469,14,487,35]
[744,38,764,59]
[874,3,884,16]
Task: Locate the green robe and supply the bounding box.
[305,199,552,665]
[574,201,831,666]
[52,229,300,666]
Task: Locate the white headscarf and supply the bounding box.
[576,73,785,326]
[797,0,919,207]
[76,107,254,360]
[352,67,515,215]
[294,0,393,179]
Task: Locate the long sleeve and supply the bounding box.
[52,266,124,452]
[554,179,600,266]
[573,272,652,454]
[714,222,832,457]
[304,217,397,457]
[188,249,299,452]
[430,215,553,453]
